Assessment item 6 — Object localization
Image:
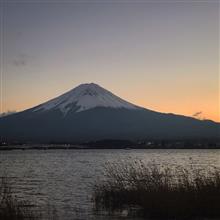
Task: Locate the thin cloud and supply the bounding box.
[12,54,30,67]
[192,111,202,118]
[0,110,16,117]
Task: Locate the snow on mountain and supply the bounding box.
[33,83,141,115]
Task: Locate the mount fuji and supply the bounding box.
[0,83,219,142]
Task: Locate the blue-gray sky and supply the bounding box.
[0,0,219,121]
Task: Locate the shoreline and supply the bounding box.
[1,145,220,151]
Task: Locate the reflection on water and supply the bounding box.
[0,149,220,219]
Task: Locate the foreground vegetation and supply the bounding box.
[0,177,59,220]
[93,160,220,219]
[0,177,39,220]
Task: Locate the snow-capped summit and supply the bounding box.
[33,83,141,115]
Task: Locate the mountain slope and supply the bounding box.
[0,83,219,142]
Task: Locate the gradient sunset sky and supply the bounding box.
[0,0,219,122]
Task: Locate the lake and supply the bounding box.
[0,149,220,220]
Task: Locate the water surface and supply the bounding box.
[0,149,220,219]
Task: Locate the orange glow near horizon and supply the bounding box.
[2,83,219,123]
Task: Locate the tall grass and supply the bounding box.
[0,177,59,220]
[93,160,220,219]
[0,177,40,220]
